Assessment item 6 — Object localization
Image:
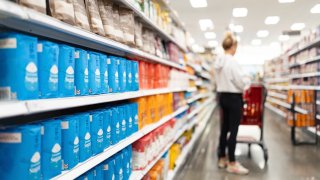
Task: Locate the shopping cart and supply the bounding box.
[237,83,268,163]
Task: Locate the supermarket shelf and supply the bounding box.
[289,72,320,79]
[195,80,203,86]
[53,105,189,180]
[0,88,188,119]
[187,103,216,130]
[265,102,287,118]
[264,77,289,83]
[266,85,290,91]
[168,102,214,180]
[307,127,320,136]
[202,62,212,72]
[289,85,320,90]
[289,55,320,68]
[187,96,214,119]
[188,75,197,80]
[266,97,291,109]
[118,0,187,52]
[159,0,185,30]
[267,92,287,100]
[187,93,210,104]
[199,72,211,80]
[294,106,308,115]
[186,87,197,92]
[0,1,185,71]
[288,38,320,57]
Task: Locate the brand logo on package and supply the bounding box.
[0,133,22,143]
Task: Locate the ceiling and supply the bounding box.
[169,0,320,49]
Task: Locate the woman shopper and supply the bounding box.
[214,32,250,175]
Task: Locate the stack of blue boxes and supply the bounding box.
[0,31,139,101]
[0,103,138,180]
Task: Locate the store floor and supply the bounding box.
[175,108,320,180]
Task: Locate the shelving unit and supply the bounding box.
[288,38,320,57]
[289,55,320,68]
[289,72,320,79]
[265,102,287,118]
[187,93,210,104]
[268,91,287,100]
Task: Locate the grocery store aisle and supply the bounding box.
[175,108,320,180]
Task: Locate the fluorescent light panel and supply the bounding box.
[257,30,269,38]
[311,4,320,13]
[204,32,216,39]
[233,8,248,17]
[279,0,295,3]
[279,35,290,41]
[251,39,261,46]
[291,23,305,31]
[234,25,244,33]
[190,0,207,8]
[199,19,214,31]
[208,40,218,47]
[265,16,280,25]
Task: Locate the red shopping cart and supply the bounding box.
[237,83,268,163]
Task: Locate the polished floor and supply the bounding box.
[175,108,320,180]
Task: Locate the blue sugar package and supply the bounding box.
[117,106,126,140]
[88,52,101,95]
[132,61,139,91]
[41,119,62,179]
[125,104,133,136]
[61,115,80,170]
[114,152,124,180]
[0,125,41,180]
[118,58,127,92]
[102,109,112,149]
[126,60,133,91]
[99,53,108,94]
[94,163,103,180]
[111,107,120,145]
[0,32,38,100]
[103,157,116,180]
[76,169,94,180]
[78,113,92,162]
[107,56,119,93]
[75,49,89,96]
[126,145,132,175]
[38,40,59,99]
[130,103,139,133]
[58,44,75,97]
[123,149,130,180]
[90,111,104,155]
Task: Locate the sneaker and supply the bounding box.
[226,162,249,175]
[218,158,228,168]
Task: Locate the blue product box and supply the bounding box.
[88,52,101,95]
[75,49,89,96]
[130,103,139,132]
[0,32,38,100]
[0,124,41,180]
[41,119,62,179]
[76,169,94,180]
[94,163,103,180]
[58,44,75,97]
[111,107,120,145]
[118,106,127,140]
[126,145,132,175]
[99,53,108,94]
[78,113,92,162]
[126,60,133,91]
[118,58,127,92]
[114,152,124,180]
[61,115,80,170]
[103,157,116,180]
[90,111,105,155]
[103,109,112,149]
[125,104,133,136]
[132,61,139,91]
[123,148,130,179]
[38,40,59,99]
[108,56,119,93]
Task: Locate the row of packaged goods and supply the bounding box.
[0,92,186,180]
[0,32,189,101]
[287,90,316,127]
[11,0,185,62]
[142,128,195,180]
[289,25,320,53]
[289,46,320,65]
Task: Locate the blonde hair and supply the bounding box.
[222,32,237,51]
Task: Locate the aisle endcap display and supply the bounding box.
[53,105,189,180]
[0,88,189,120]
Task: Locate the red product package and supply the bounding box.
[132,135,150,170]
[148,63,155,89]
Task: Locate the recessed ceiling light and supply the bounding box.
[190,0,207,8]
[265,16,280,25]
[208,40,218,47]
[310,4,320,13]
[278,0,295,3]
[192,44,205,53]
[189,38,195,44]
[279,35,290,41]
[291,23,305,31]
[270,42,281,49]
[229,24,235,30]
[234,25,244,33]
[236,36,241,42]
[251,39,261,46]
[204,32,216,39]
[257,30,269,38]
[199,19,214,31]
[233,8,248,17]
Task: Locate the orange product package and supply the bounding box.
[147,96,156,124]
[156,94,164,119]
[153,95,160,121]
[148,63,155,89]
[135,97,147,129]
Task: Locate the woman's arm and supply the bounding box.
[230,62,251,92]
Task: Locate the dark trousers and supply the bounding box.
[218,92,243,162]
